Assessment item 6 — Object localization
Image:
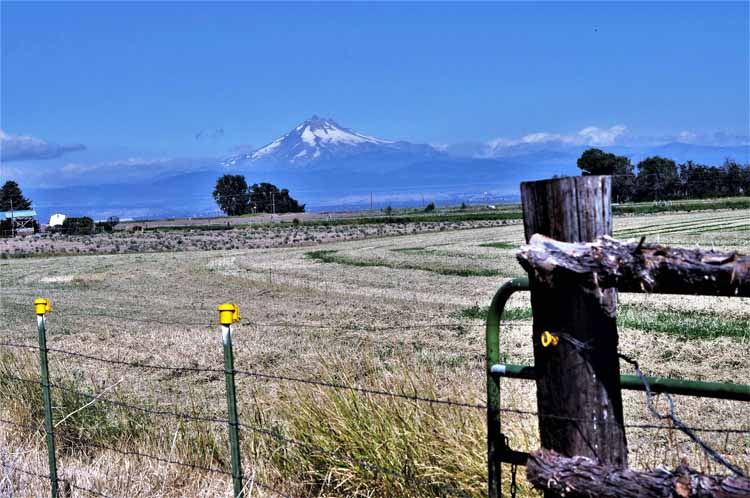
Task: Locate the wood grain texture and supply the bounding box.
[526,449,750,498]
[520,176,628,479]
[518,234,750,299]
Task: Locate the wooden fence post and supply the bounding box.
[519,176,628,484]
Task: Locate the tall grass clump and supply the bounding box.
[270,361,536,498]
[0,350,148,453]
[0,351,233,473]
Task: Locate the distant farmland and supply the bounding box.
[1,206,748,497]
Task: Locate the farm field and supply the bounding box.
[1,208,749,497]
[0,219,516,258]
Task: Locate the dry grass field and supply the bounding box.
[0,219,515,257]
[1,208,749,497]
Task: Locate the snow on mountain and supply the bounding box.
[224,115,437,166]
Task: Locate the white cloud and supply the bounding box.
[675,131,750,146]
[678,131,699,143]
[61,157,172,174]
[578,125,627,146]
[0,129,86,162]
[488,125,628,151]
[53,156,221,187]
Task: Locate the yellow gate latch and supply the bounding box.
[541,330,559,347]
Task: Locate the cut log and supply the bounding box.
[517,234,750,306]
[526,449,750,498]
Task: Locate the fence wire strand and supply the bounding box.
[23,349,747,433]
[0,460,115,498]
[234,420,475,498]
[619,353,749,478]
[1,301,477,331]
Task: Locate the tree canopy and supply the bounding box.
[0,181,32,212]
[576,149,750,203]
[249,182,305,214]
[213,174,250,216]
[577,148,630,176]
[576,149,635,202]
[634,156,680,201]
[213,175,305,215]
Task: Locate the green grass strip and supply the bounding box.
[305,250,514,277]
[478,242,516,249]
[618,305,749,339]
[453,303,749,339]
[613,197,750,215]
[451,304,532,321]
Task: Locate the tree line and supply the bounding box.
[1,180,120,236]
[213,175,305,215]
[577,148,750,203]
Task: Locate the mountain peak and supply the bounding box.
[304,114,330,125]
[224,116,433,166]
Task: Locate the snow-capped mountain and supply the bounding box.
[224,115,440,167]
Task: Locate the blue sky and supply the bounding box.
[1,1,748,186]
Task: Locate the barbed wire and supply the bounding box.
[49,382,231,426]
[2,336,748,435]
[526,331,749,472]
[66,482,115,498]
[619,353,748,477]
[1,370,746,435]
[0,390,469,497]
[0,340,38,351]
[494,405,750,434]
[1,368,748,497]
[0,340,486,411]
[233,367,487,410]
[0,416,40,433]
[70,437,231,476]
[0,382,471,496]
[0,460,50,482]
[0,302,485,331]
[234,419,475,498]
[0,460,115,498]
[0,417,290,498]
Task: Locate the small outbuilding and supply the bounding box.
[49,213,66,227]
[1,209,38,236]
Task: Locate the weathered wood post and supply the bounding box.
[519,176,628,483]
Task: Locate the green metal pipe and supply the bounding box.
[36,313,60,498]
[486,277,530,498]
[485,276,750,491]
[491,363,750,402]
[222,324,244,497]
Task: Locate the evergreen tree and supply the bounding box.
[0,181,32,211]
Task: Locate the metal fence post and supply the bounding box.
[218,303,243,497]
[34,298,59,498]
[486,278,530,498]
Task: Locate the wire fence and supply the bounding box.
[1,303,749,498]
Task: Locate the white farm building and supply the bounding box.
[49,213,66,227]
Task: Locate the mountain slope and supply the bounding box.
[223,115,440,168]
[22,116,749,221]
